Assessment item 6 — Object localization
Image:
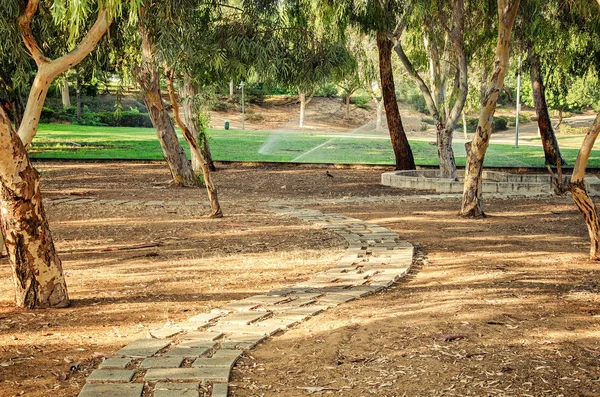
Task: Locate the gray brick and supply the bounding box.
[165,347,212,357]
[154,389,199,397]
[98,357,131,369]
[178,340,218,349]
[145,367,230,382]
[78,383,143,397]
[181,331,223,341]
[211,349,243,360]
[241,295,291,305]
[192,357,237,369]
[219,334,267,349]
[187,313,223,324]
[116,339,171,357]
[150,327,183,339]
[87,369,136,383]
[140,356,184,368]
[217,312,269,325]
[211,384,228,397]
[222,302,260,311]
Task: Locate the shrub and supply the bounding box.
[350,95,371,110]
[246,112,264,122]
[316,83,338,98]
[212,101,233,112]
[422,117,435,125]
[92,110,153,128]
[457,116,508,133]
[396,84,428,114]
[40,107,56,123]
[493,116,508,132]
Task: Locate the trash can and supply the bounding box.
[224,120,230,130]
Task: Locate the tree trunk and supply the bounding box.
[134,24,197,187]
[460,0,520,217]
[61,80,71,108]
[178,77,216,175]
[376,98,384,132]
[570,114,600,260]
[345,93,351,119]
[376,32,415,170]
[529,51,566,191]
[76,76,82,121]
[229,80,234,99]
[299,90,306,128]
[0,229,5,256]
[438,125,458,179]
[168,73,223,218]
[0,108,69,308]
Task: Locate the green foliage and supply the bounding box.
[93,109,153,128]
[212,101,235,112]
[493,116,508,132]
[457,116,508,133]
[350,95,371,109]
[396,83,428,114]
[315,82,339,98]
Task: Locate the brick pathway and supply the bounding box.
[46,197,414,396]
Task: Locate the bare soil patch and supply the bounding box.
[1,161,599,397]
[208,96,425,133]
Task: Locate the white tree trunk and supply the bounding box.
[61,80,71,107]
[376,98,384,132]
[299,90,306,129]
[229,80,234,99]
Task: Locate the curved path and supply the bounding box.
[48,199,415,397]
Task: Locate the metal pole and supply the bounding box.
[515,55,522,149]
[240,81,245,130]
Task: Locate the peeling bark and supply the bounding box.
[0,108,69,308]
[438,126,457,180]
[460,0,520,217]
[134,23,197,187]
[529,51,567,192]
[168,72,223,218]
[377,32,415,170]
[570,114,600,260]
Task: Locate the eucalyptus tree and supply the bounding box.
[568,0,600,260]
[460,0,520,217]
[327,0,415,169]
[0,0,140,309]
[270,0,354,129]
[133,8,198,187]
[514,2,570,191]
[391,0,471,179]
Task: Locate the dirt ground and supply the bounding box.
[1,162,599,397]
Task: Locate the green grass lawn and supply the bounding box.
[29,123,600,167]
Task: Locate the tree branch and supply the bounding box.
[392,41,439,122]
[17,0,48,66]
